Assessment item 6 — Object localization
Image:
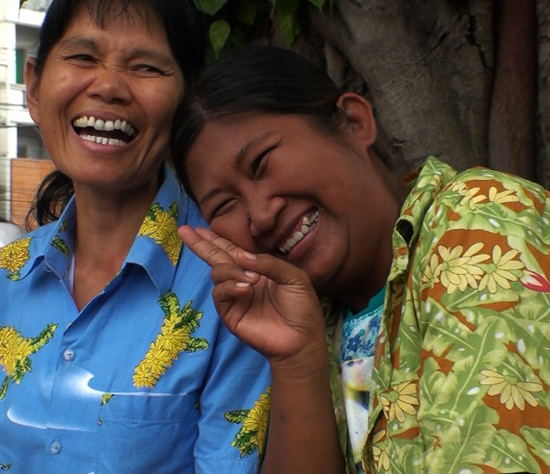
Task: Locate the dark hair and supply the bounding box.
[171,46,345,199]
[28,0,205,228]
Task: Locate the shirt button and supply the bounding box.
[63,349,74,362]
[50,440,62,455]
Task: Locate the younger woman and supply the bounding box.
[176,46,550,473]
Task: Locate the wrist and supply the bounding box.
[269,337,329,382]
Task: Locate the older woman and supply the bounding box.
[0,2,269,473]
[176,46,550,474]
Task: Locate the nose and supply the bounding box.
[249,194,286,237]
[87,68,132,104]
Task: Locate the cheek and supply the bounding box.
[211,218,259,253]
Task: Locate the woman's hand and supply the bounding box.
[178,225,326,366]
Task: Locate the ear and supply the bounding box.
[336,92,376,148]
[25,57,41,126]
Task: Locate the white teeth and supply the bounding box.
[94,119,105,131]
[72,115,135,137]
[278,210,319,254]
[120,120,134,136]
[81,135,125,146]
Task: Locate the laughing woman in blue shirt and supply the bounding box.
[0,1,270,472]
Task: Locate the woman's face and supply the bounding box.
[25,5,184,198]
[185,106,397,298]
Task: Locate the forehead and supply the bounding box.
[189,113,293,157]
[65,1,165,38]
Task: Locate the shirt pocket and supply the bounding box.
[95,391,200,474]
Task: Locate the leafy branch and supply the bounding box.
[192,0,333,60]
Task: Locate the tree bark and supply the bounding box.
[307,0,495,176]
[489,0,537,181]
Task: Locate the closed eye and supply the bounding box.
[251,142,280,177]
[209,198,236,220]
[132,64,167,76]
[64,53,96,63]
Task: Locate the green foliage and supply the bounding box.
[194,0,229,15]
[209,19,231,57]
[192,0,333,60]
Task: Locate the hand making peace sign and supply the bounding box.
[178,225,327,366]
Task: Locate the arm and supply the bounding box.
[262,342,344,474]
[178,226,345,474]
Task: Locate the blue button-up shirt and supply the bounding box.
[0,168,271,473]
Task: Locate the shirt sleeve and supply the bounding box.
[194,320,271,474]
[404,173,550,473]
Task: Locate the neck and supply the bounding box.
[340,153,409,313]
[70,178,161,311]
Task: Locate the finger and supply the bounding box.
[210,262,260,287]
[211,279,254,324]
[235,251,313,289]
[194,227,258,262]
[178,225,234,266]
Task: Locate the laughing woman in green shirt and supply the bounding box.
[175,46,550,474]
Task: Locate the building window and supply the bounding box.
[15,48,25,84]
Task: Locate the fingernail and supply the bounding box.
[244,271,257,279]
[236,281,250,288]
[242,251,257,261]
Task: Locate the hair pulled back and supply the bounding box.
[171,46,345,199]
[28,0,205,228]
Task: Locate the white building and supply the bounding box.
[0,0,49,220]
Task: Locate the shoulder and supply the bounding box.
[435,167,547,211]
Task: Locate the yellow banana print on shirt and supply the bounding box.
[0,324,58,399]
[133,291,209,389]
[0,238,32,281]
[139,202,182,265]
[225,388,271,459]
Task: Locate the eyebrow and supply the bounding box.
[198,131,276,206]
[58,36,176,68]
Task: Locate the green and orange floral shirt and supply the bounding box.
[327,157,550,473]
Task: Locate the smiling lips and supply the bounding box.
[278,209,319,254]
[72,115,136,147]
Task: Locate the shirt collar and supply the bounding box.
[126,166,189,294]
[17,166,191,296]
[389,156,457,279]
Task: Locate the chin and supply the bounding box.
[305,257,347,294]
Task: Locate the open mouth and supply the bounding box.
[278,209,319,254]
[72,115,137,147]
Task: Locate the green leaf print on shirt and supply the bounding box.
[51,236,69,255]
